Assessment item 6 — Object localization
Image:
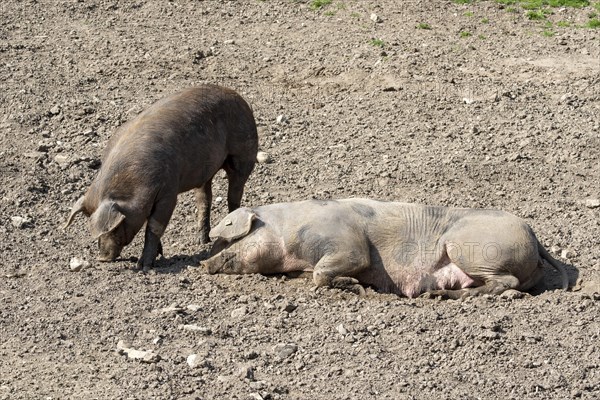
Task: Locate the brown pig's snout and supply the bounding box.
[97,238,123,262]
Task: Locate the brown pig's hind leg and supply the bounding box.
[194,179,213,245]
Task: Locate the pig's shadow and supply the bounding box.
[147,249,211,274]
[530,260,579,295]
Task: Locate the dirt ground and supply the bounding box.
[1,0,599,399]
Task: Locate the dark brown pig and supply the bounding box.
[204,199,569,299]
[64,85,258,268]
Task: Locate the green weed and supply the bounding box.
[527,10,546,19]
[587,17,600,27]
[310,0,332,10]
[460,30,472,37]
[417,22,432,29]
[370,38,385,47]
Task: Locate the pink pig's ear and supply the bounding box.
[209,208,255,242]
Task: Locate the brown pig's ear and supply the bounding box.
[209,208,255,242]
[63,196,86,229]
[90,200,126,239]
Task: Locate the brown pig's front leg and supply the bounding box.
[224,158,255,212]
[137,195,177,269]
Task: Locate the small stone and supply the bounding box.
[215,196,223,203]
[370,13,382,23]
[276,114,287,124]
[231,305,248,318]
[561,249,576,259]
[584,198,600,209]
[69,257,90,272]
[249,381,266,390]
[238,364,255,380]
[249,393,263,400]
[24,151,47,159]
[11,216,31,229]
[187,304,202,312]
[273,343,297,359]
[49,105,61,115]
[336,324,348,335]
[187,354,203,369]
[116,340,160,363]
[224,39,235,45]
[179,324,212,335]
[279,301,297,313]
[559,93,571,104]
[54,154,70,166]
[159,304,184,314]
[37,141,53,152]
[243,350,259,360]
[463,97,475,104]
[256,151,271,164]
[500,289,525,300]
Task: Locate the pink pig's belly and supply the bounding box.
[357,262,479,298]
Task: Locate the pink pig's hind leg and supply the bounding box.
[421,273,520,300]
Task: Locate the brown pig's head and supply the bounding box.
[64,196,132,262]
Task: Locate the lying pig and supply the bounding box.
[64,85,258,269]
[204,198,569,299]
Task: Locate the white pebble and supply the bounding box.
[187,354,202,369]
[370,13,382,23]
[69,257,90,272]
[11,216,31,229]
[584,198,600,209]
[256,151,271,164]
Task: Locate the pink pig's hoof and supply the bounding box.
[331,277,366,296]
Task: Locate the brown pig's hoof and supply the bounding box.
[135,258,154,271]
[198,235,211,246]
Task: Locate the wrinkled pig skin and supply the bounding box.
[204,198,569,299]
[64,85,258,268]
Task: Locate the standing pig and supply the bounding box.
[64,85,258,269]
[204,199,569,299]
